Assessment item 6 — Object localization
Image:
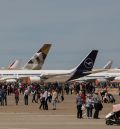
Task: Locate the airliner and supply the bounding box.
[85,68,120,81]
[0,50,98,83]
[0,43,52,82]
[0,60,21,70]
[1,43,51,70]
[23,43,51,70]
[72,60,113,82]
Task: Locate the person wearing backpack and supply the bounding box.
[93,92,103,119]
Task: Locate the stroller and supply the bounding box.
[105,104,120,125]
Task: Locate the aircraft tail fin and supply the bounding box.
[23,43,51,70]
[68,50,98,81]
[8,60,21,69]
[103,60,112,69]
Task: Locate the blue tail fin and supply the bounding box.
[68,50,98,81]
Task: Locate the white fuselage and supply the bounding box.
[74,68,120,81]
[0,69,73,82]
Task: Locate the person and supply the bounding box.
[93,100,103,119]
[100,89,107,102]
[31,89,37,103]
[43,90,48,110]
[86,94,94,118]
[2,87,7,106]
[47,90,52,103]
[14,88,19,105]
[39,91,45,110]
[93,92,103,119]
[76,91,83,119]
[36,90,40,103]
[24,88,29,105]
[81,90,86,104]
[52,89,57,110]
[0,88,4,106]
[119,87,120,96]
[103,93,109,103]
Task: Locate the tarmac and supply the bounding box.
[0,89,120,129]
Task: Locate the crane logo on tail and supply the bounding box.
[84,58,93,69]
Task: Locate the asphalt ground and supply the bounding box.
[0,89,120,129]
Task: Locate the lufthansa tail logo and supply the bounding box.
[84,58,93,69]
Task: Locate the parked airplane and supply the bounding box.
[0,43,51,82]
[81,69,119,82]
[93,60,112,71]
[1,43,51,71]
[90,68,120,81]
[0,50,98,83]
[22,43,51,70]
[72,60,113,82]
[0,60,21,70]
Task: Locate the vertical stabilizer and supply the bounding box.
[103,60,112,69]
[23,43,51,70]
[68,50,98,81]
[8,60,21,69]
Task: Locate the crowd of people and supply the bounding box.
[75,81,118,119]
[76,91,103,119]
[0,80,117,119]
[0,81,64,110]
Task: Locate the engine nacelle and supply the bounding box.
[114,77,120,80]
[96,78,107,82]
[29,76,41,83]
[6,79,17,83]
[22,76,41,84]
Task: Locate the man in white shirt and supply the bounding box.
[43,90,48,110]
[52,89,57,110]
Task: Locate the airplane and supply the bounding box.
[79,69,120,82]
[22,43,51,70]
[88,68,120,82]
[0,50,98,83]
[93,60,112,71]
[1,43,52,71]
[0,43,52,82]
[0,60,21,70]
[75,63,120,84]
[72,60,113,82]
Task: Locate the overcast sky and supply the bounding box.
[0,0,120,69]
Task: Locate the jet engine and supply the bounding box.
[114,77,120,81]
